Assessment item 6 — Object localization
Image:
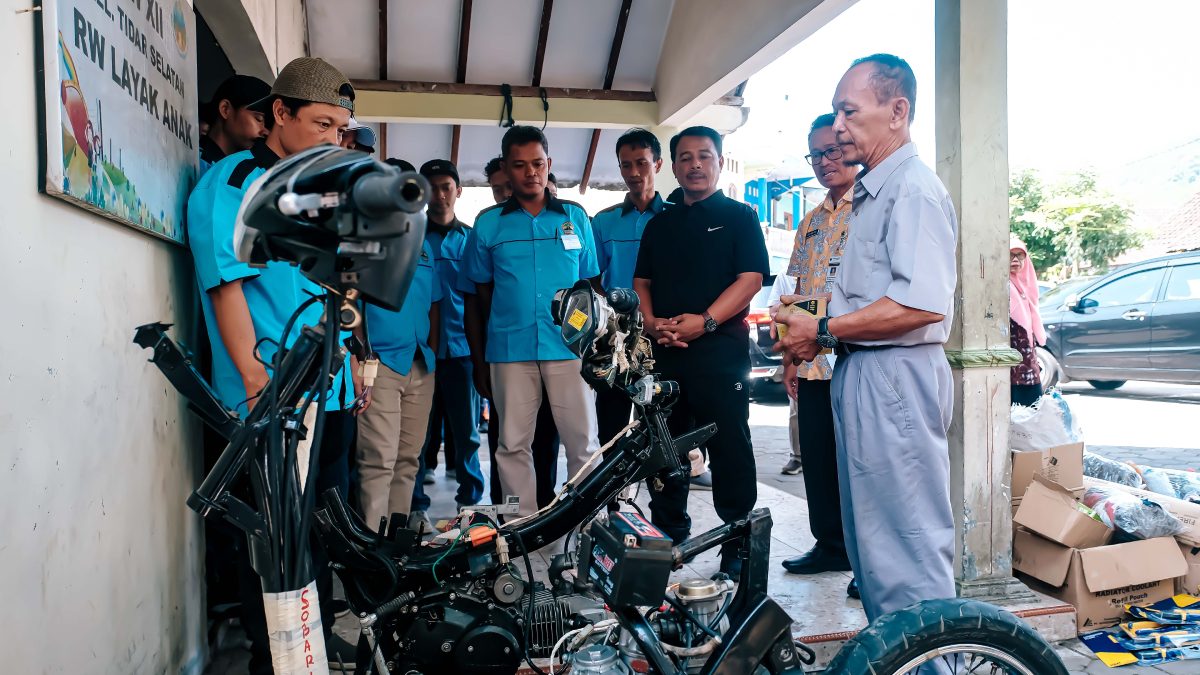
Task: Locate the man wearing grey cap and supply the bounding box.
[188,56,360,672]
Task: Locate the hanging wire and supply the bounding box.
[499,84,515,128]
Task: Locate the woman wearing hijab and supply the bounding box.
[1009,237,1046,406]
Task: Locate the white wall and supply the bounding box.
[1,6,206,673]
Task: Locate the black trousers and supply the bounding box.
[487,390,561,508]
[422,390,457,471]
[648,364,757,545]
[1011,383,1043,407]
[793,378,846,555]
[596,384,634,449]
[241,410,354,675]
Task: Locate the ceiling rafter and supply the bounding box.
[580,0,633,194]
[531,0,555,87]
[451,0,473,165]
[376,0,388,156]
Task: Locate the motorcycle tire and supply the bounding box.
[823,598,1067,675]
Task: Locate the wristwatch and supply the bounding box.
[816,317,839,349]
[702,312,719,333]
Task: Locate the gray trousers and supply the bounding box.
[830,344,955,623]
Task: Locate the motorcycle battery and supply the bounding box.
[587,511,674,607]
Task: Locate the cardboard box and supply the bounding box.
[1014,531,1187,630]
[1014,476,1111,549]
[1179,542,1200,596]
[1011,442,1085,501]
[1083,477,1200,547]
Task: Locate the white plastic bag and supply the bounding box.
[1010,389,1083,451]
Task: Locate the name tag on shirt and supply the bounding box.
[562,234,582,250]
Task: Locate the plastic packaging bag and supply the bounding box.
[1084,451,1144,488]
[1142,467,1200,503]
[1082,485,1186,540]
[1010,389,1083,451]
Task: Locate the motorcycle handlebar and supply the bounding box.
[351,171,429,219]
[606,287,640,314]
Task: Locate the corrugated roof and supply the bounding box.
[1155,190,1200,254]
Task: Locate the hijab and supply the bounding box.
[1009,236,1045,346]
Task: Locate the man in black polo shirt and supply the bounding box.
[633,126,768,575]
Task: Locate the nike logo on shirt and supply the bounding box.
[707,226,723,232]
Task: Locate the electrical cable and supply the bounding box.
[663,595,720,640]
[508,528,548,675]
[499,84,515,128]
[539,88,549,130]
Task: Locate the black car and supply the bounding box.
[1038,250,1200,390]
[746,256,791,400]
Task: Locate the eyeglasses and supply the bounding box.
[1010,251,1027,261]
[804,146,843,165]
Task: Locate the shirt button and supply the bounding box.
[537,293,543,298]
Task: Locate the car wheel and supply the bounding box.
[1087,380,1126,390]
[1036,347,1061,390]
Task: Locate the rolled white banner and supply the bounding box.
[263,580,329,674]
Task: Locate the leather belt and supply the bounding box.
[835,342,887,357]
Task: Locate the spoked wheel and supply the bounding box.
[824,598,1067,675]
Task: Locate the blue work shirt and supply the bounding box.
[426,220,471,359]
[462,192,600,363]
[365,239,443,375]
[187,141,353,416]
[592,192,665,291]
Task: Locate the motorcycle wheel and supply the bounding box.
[823,598,1067,675]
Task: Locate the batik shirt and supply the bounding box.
[784,188,853,380]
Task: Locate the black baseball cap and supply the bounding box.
[420,159,460,185]
[209,75,271,110]
[385,158,416,173]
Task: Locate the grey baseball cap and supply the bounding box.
[249,57,355,113]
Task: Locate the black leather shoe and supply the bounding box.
[780,546,852,574]
[846,577,860,599]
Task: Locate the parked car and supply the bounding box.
[1038,276,1096,312]
[1037,251,1200,390]
[746,257,790,400]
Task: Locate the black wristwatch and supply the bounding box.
[816,317,839,349]
[702,312,719,333]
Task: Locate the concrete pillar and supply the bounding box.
[934,0,1031,602]
[650,126,681,199]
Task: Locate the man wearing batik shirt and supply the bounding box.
[772,114,858,593]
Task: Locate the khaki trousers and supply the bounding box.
[491,360,598,517]
[356,360,434,530]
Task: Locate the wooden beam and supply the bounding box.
[377,0,389,156]
[603,0,634,90]
[531,0,554,87]
[456,0,473,83]
[451,0,473,167]
[581,0,633,194]
[351,79,655,102]
[579,129,602,195]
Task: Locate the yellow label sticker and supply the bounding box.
[567,309,589,330]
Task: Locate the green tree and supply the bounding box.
[1008,170,1142,277]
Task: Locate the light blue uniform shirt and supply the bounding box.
[462,193,600,363]
[365,239,443,376]
[592,192,665,291]
[187,141,353,416]
[426,221,471,359]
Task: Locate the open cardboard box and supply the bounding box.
[1083,476,1200,548]
[1179,542,1200,596]
[1011,442,1084,504]
[1014,475,1111,549]
[1014,529,1187,630]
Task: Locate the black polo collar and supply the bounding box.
[199,134,226,164]
[620,192,664,216]
[666,188,725,211]
[500,189,568,216]
[250,140,281,169]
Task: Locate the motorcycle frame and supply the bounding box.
[138,301,812,675]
